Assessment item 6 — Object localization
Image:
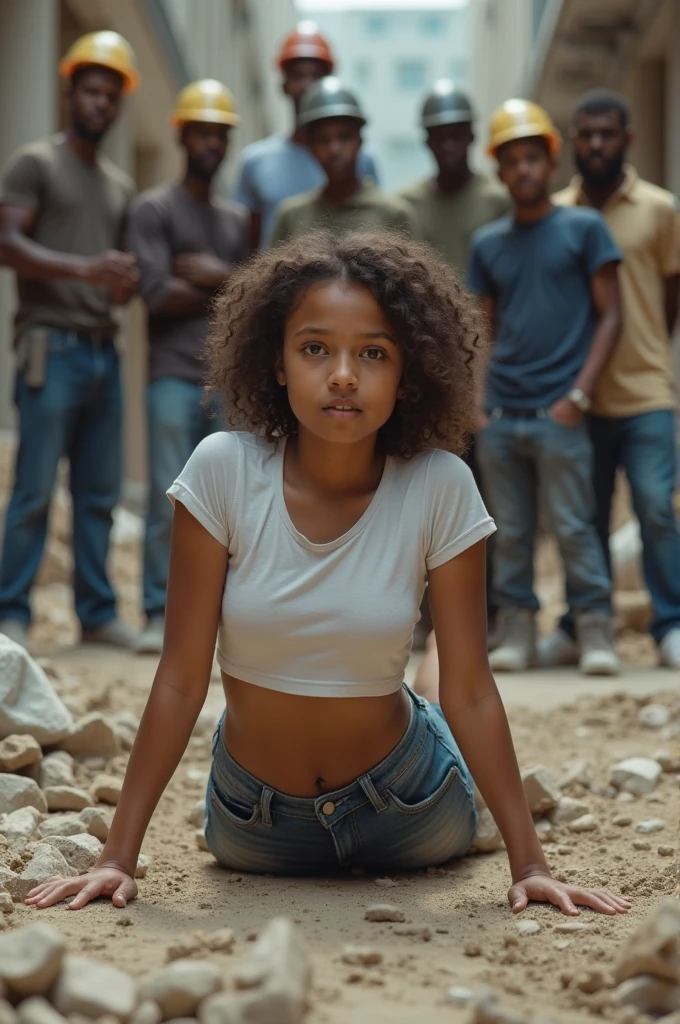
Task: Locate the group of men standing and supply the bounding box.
[0,23,678,672]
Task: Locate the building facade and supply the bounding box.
[0,0,296,492]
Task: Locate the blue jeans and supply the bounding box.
[560,410,680,643]
[205,687,477,875]
[476,412,612,613]
[143,377,222,618]
[0,328,121,629]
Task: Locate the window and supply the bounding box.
[354,59,372,87]
[421,14,445,35]
[395,59,427,91]
[365,13,387,36]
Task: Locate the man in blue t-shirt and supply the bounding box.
[469,100,623,676]
[234,22,378,250]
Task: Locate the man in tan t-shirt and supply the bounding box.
[0,33,140,651]
[542,89,680,669]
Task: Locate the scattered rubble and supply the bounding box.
[637,704,671,729]
[53,956,138,1021]
[470,808,503,853]
[341,945,383,967]
[0,638,73,744]
[92,774,122,805]
[609,757,662,795]
[59,713,119,759]
[550,796,591,824]
[364,904,406,923]
[567,813,599,833]
[139,961,222,1018]
[0,923,65,997]
[0,775,47,816]
[521,766,560,814]
[0,735,42,773]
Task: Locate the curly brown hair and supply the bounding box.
[205,230,488,458]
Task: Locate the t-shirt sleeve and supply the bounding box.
[166,432,240,547]
[128,196,174,313]
[234,152,260,214]
[424,450,496,571]
[584,214,622,274]
[467,235,494,296]
[654,199,680,277]
[0,150,44,209]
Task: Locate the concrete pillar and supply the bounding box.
[0,0,58,431]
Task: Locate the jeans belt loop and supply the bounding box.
[260,786,274,827]
[358,773,387,813]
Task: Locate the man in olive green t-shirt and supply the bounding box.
[271,78,418,244]
[400,81,509,276]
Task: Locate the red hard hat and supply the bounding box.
[277,21,335,71]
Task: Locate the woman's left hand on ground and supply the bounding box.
[508,873,632,916]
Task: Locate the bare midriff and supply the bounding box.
[220,672,411,797]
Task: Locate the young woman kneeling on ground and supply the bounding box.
[26,232,630,918]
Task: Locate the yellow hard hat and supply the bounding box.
[171,80,240,127]
[59,31,139,93]
[487,99,561,157]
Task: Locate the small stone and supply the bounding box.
[0,736,42,773]
[0,806,43,845]
[0,922,65,997]
[0,775,47,816]
[202,928,235,954]
[38,753,76,790]
[110,712,139,752]
[550,797,591,825]
[92,775,122,806]
[393,924,432,941]
[614,975,680,1014]
[77,807,110,842]
[658,845,675,857]
[470,808,503,853]
[612,814,633,827]
[36,834,102,874]
[616,791,636,804]
[516,920,541,936]
[116,914,133,928]
[470,993,525,1023]
[187,801,204,829]
[567,814,599,833]
[653,750,680,773]
[165,937,204,963]
[0,893,14,915]
[373,877,397,888]
[341,945,383,966]
[553,940,571,951]
[521,766,561,814]
[227,918,311,1022]
[44,787,92,813]
[364,904,405,923]
[635,819,665,834]
[556,844,573,854]
[139,961,223,1019]
[59,714,118,759]
[38,814,85,839]
[534,819,553,842]
[637,704,671,729]
[464,941,483,957]
[135,854,150,879]
[614,898,680,985]
[558,758,592,790]
[130,1002,162,1024]
[17,997,67,1024]
[633,840,651,851]
[53,955,138,1021]
[610,758,662,795]
[554,922,589,934]
[446,986,475,1007]
[573,969,612,994]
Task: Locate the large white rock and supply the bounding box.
[36,833,102,874]
[0,922,65,997]
[139,961,223,1019]
[59,713,118,758]
[92,774,122,805]
[17,996,68,1024]
[44,787,93,813]
[37,814,85,839]
[614,976,680,1014]
[637,704,671,730]
[470,809,503,853]
[521,766,560,814]
[78,806,110,842]
[53,955,138,1021]
[0,806,43,846]
[614,899,680,985]
[610,758,662,795]
[38,752,76,790]
[0,735,42,773]
[0,775,47,816]
[0,636,73,744]
[20,846,75,894]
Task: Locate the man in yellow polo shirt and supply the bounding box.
[542,89,680,669]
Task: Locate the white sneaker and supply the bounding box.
[576,612,620,676]
[81,618,138,650]
[659,628,680,669]
[536,628,579,668]
[0,619,29,649]
[488,609,536,672]
[136,616,165,655]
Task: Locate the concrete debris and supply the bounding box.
[521,766,561,814]
[612,814,633,827]
[573,969,612,993]
[393,924,432,941]
[446,987,476,1007]
[92,775,122,805]
[0,923,65,997]
[77,806,110,842]
[558,758,592,790]
[187,800,205,829]
[0,806,43,845]
[20,845,75,891]
[195,830,208,852]
[374,877,397,888]
[16,997,67,1024]
[140,961,223,1019]
[614,898,680,985]
[614,976,680,1014]
[653,750,680,773]
[37,814,85,839]
[364,904,406,923]
[658,845,675,857]
[567,813,599,833]
[464,942,483,957]
[59,714,118,759]
[637,704,671,729]
[36,833,102,874]
[0,735,42,773]
[110,712,140,752]
[0,775,48,816]
[469,993,526,1024]
[129,1002,162,1024]
[341,945,383,966]
[554,922,589,934]
[135,855,151,879]
[609,758,662,795]
[53,955,138,1021]
[0,637,73,745]
[38,753,76,790]
[470,808,503,852]
[550,797,591,825]
[44,787,93,813]
[0,892,14,915]
[165,938,204,963]
[167,929,235,962]
[633,840,651,851]
[515,920,541,936]
[635,818,665,833]
[534,819,553,842]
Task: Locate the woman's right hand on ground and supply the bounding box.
[25,867,138,910]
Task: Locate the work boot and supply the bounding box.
[659,628,680,669]
[536,627,579,668]
[81,618,138,651]
[0,619,29,649]
[575,611,620,676]
[136,615,165,655]
[488,608,536,672]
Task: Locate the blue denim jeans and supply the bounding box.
[560,410,680,643]
[205,687,477,875]
[0,328,121,629]
[143,377,222,618]
[476,412,612,613]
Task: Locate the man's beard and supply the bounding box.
[72,116,108,144]
[575,149,625,187]
[187,156,220,181]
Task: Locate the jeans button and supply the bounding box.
[322,801,336,815]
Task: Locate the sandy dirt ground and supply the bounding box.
[1,441,679,1023]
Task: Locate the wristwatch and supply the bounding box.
[567,388,591,412]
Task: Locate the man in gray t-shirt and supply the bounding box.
[0,32,140,652]
[128,80,249,654]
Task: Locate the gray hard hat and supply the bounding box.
[421,80,474,129]
[298,76,367,128]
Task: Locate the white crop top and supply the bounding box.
[167,432,495,698]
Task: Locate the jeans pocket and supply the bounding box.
[386,765,460,815]
[208,786,261,830]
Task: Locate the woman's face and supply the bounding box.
[277,280,404,445]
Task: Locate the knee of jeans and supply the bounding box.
[634,489,676,536]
